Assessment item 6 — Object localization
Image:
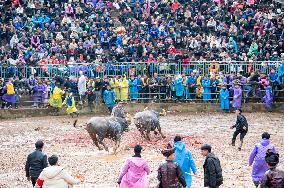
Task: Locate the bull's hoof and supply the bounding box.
[98,148,103,151]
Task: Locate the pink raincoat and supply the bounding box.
[118,157,150,188]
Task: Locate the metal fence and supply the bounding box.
[0,61,283,79]
[9,84,284,109]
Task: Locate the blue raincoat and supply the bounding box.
[202,79,211,101]
[128,79,138,100]
[219,88,230,110]
[186,76,197,99]
[137,78,142,92]
[103,89,116,108]
[174,77,184,97]
[174,141,197,188]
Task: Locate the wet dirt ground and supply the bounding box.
[0,112,283,188]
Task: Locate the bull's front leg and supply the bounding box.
[90,133,103,150]
[139,128,147,139]
[146,130,151,141]
[98,136,109,152]
[113,137,121,155]
[157,125,166,139]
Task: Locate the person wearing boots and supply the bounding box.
[230,109,248,151]
[62,90,78,118]
[249,132,277,187]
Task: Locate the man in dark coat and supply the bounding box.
[157,144,187,188]
[260,152,284,188]
[230,109,249,150]
[25,140,48,186]
[201,144,223,188]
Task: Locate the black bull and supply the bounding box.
[86,116,129,153]
[133,110,166,141]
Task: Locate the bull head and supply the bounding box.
[159,109,167,116]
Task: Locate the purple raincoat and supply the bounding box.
[249,139,277,182]
[33,84,48,105]
[118,157,150,188]
[232,86,242,109]
[2,82,16,104]
[263,86,273,111]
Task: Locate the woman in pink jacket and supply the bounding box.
[118,145,150,188]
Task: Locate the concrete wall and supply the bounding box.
[1,102,284,120]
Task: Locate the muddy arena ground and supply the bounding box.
[0,112,283,188]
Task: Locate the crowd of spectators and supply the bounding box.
[0,66,283,109]
[0,0,284,109]
[0,0,284,72]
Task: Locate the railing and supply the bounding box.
[7,84,284,109]
[0,61,283,79]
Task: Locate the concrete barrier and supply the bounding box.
[0,102,284,120]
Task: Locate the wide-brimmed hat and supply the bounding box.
[265,152,279,165]
[161,143,175,157]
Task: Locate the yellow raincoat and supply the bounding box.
[62,94,77,114]
[195,76,202,98]
[110,79,121,101]
[7,83,15,95]
[48,87,65,108]
[120,77,129,101]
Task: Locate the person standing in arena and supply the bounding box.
[201,144,223,188]
[230,109,248,151]
[118,145,150,188]
[157,144,187,188]
[174,136,197,188]
[249,132,277,187]
[25,140,48,187]
[62,89,78,117]
[34,155,80,188]
[260,152,284,188]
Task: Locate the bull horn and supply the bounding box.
[159,109,167,116]
[144,107,149,111]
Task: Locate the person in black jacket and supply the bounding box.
[25,140,48,186]
[201,144,223,188]
[230,109,248,150]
